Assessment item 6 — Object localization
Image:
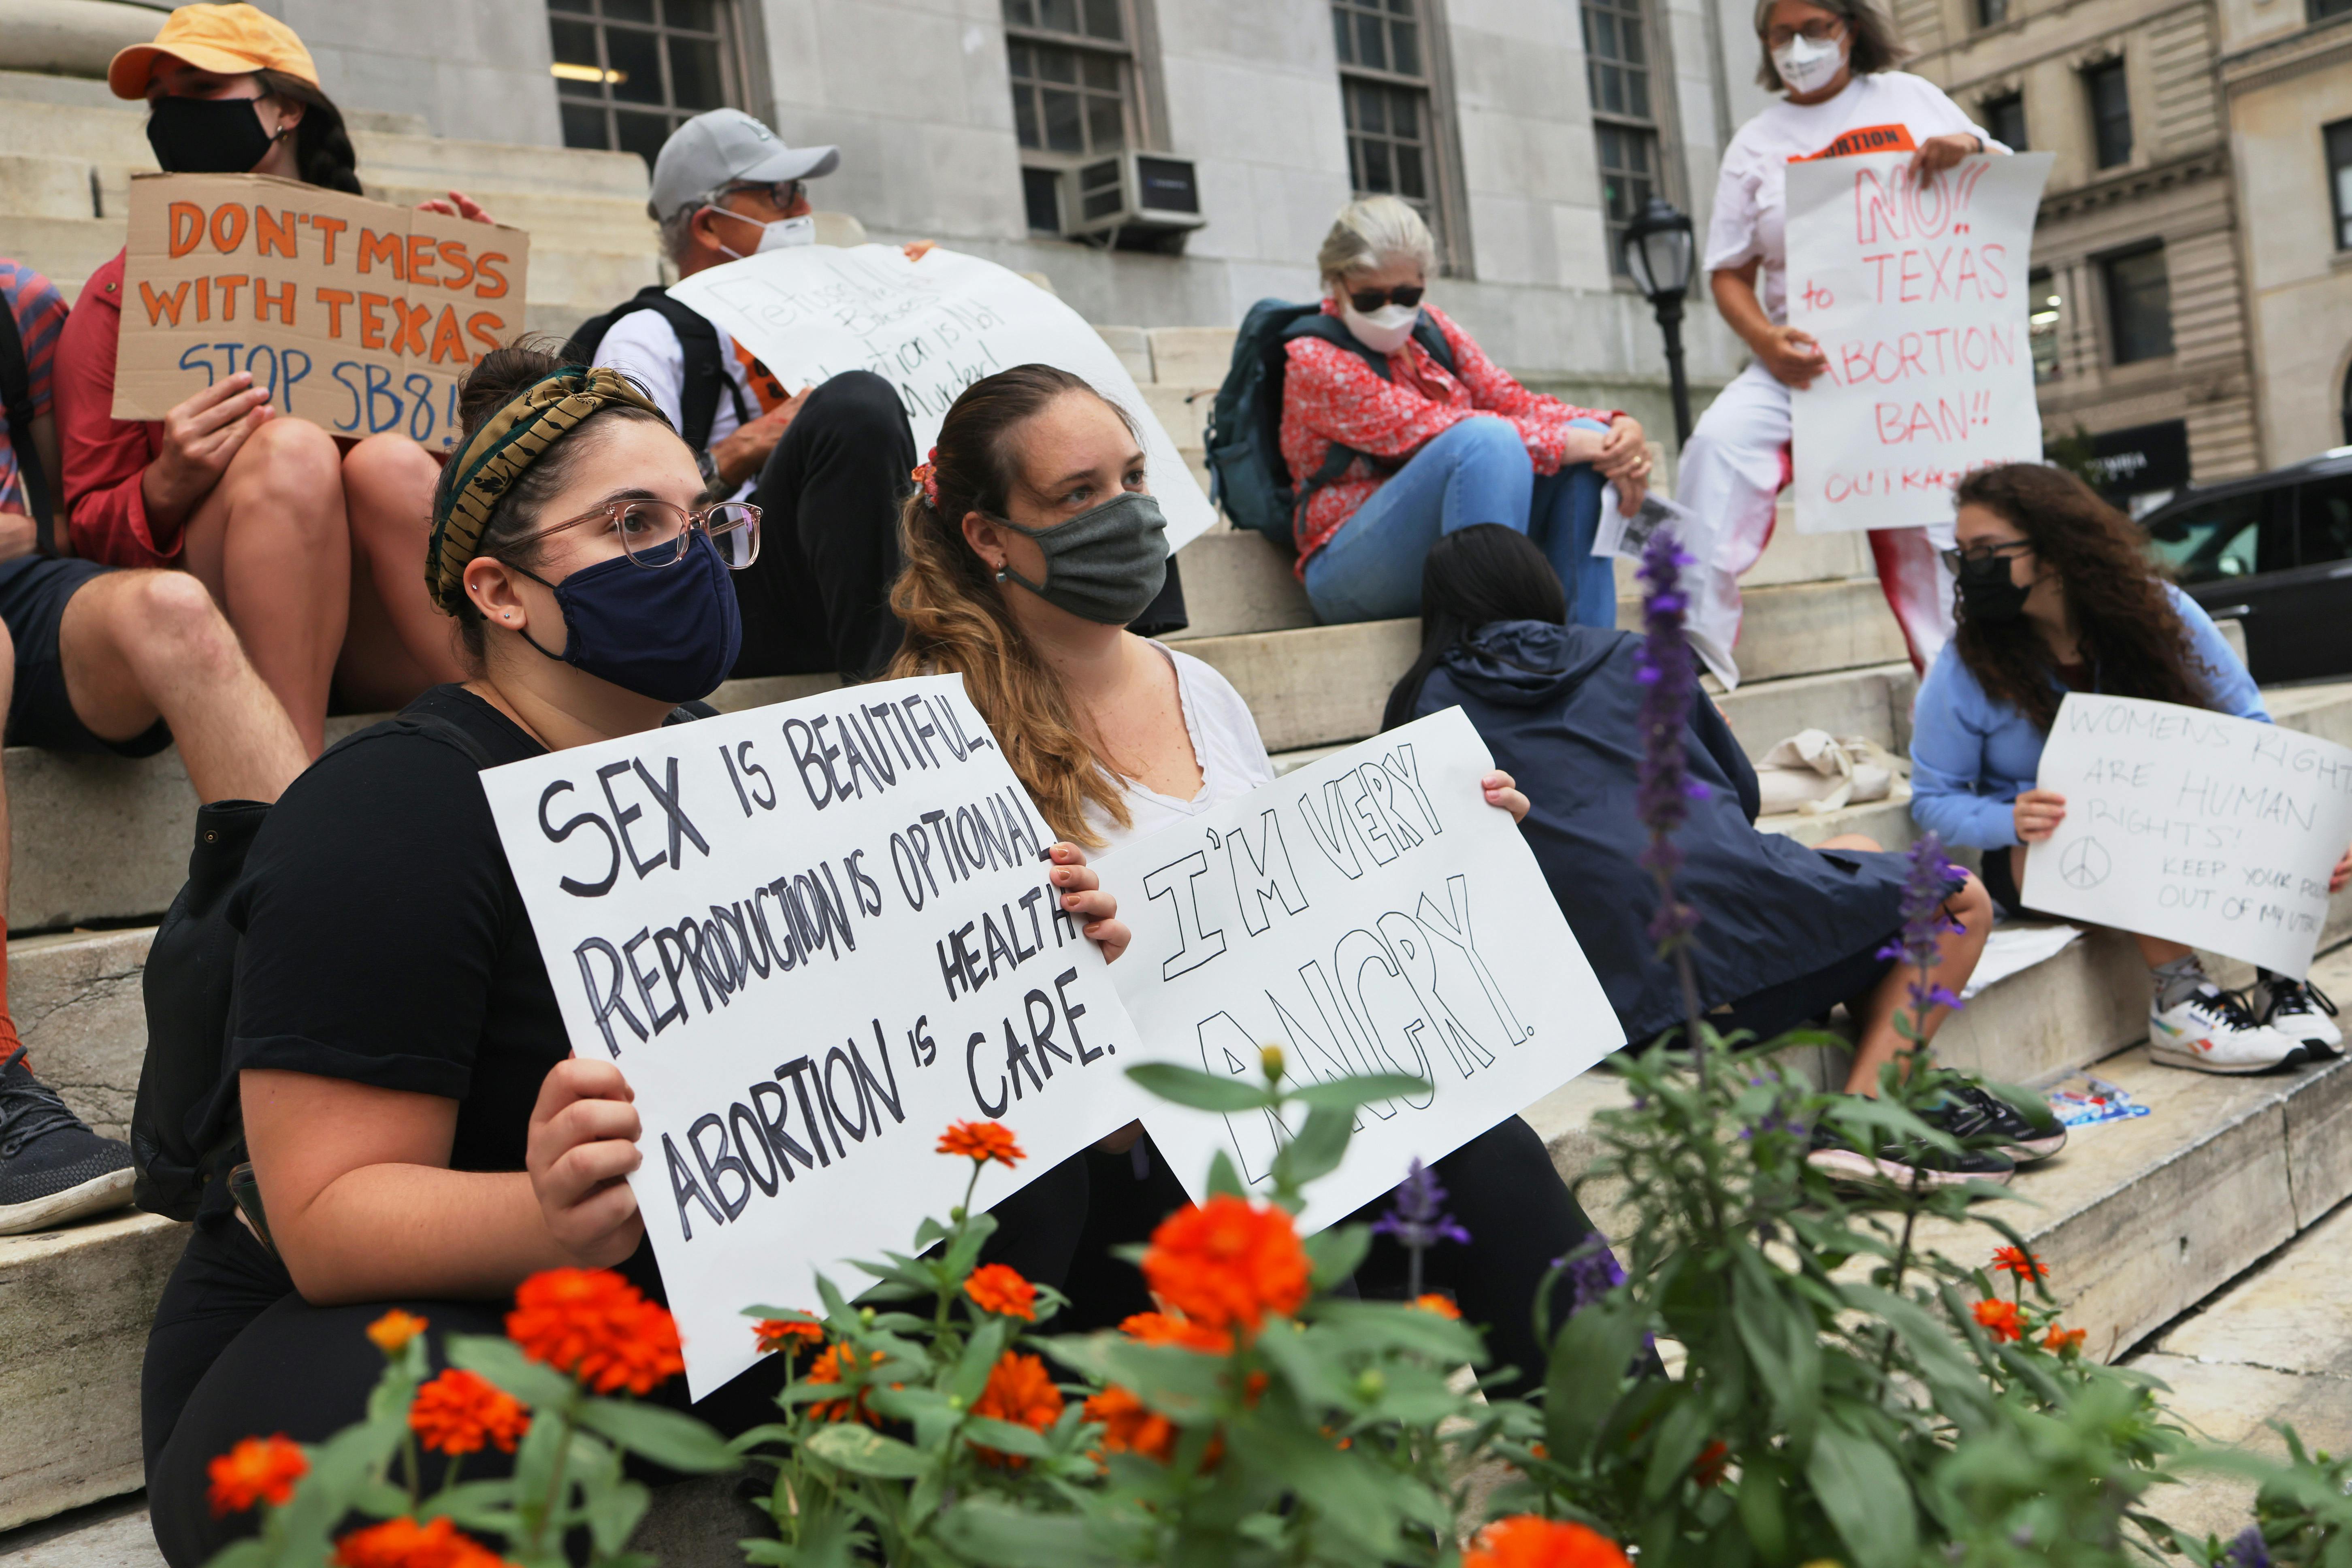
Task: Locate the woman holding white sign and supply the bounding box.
[136,342,1134,1567]
[1910,463,2352,1073]
[1677,0,2007,688]
[55,4,489,753]
[891,361,1615,1393]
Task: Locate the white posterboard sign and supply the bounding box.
[1784,151,2054,533]
[1098,708,1623,1232]
[2022,694,2352,979]
[481,676,1150,1399]
[667,245,1213,551]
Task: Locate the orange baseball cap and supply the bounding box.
[108,4,320,100]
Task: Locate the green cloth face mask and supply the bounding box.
[991,490,1170,625]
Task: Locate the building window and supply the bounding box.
[2028,266,2061,382]
[2315,0,2352,21]
[2104,245,2173,364]
[1984,92,2027,153]
[1977,0,2008,25]
[2085,58,2132,170]
[548,0,739,171]
[1334,0,1445,239]
[2329,119,2352,251]
[1583,0,1664,276]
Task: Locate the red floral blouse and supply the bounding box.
[1278,300,1616,575]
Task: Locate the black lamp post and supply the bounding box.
[1622,196,1697,447]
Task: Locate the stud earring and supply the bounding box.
[994,567,1008,583]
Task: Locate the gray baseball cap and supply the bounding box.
[647,109,840,221]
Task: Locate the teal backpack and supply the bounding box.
[1202,299,1454,550]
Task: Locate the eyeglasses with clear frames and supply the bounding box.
[721,179,806,214]
[1764,16,1845,47]
[513,498,762,571]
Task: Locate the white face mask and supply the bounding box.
[1341,300,1420,355]
[709,208,815,258]
[1771,31,1848,95]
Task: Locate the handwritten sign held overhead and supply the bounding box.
[1098,708,1622,1232]
[1783,151,2052,533]
[114,173,529,450]
[481,677,1150,1400]
[667,245,1214,551]
[2022,695,2352,979]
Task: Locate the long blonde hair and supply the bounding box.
[887,363,1138,847]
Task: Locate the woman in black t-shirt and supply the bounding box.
[138,346,1130,1567]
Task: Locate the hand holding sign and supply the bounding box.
[2021,695,2352,978]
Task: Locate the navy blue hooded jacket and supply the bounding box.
[1409,620,1913,1044]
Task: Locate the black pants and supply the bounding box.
[1342,1116,1606,1396]
[734,370,916,684]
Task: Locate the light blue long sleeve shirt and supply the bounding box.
[1908,584,2269,850]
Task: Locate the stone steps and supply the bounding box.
[1529,938,2352,1369]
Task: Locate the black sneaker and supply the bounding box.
[1804,1102,2016,1189]
[1947,1084,2067,1164]
[0,1046,134,1235]
[2252,975,2342,1063]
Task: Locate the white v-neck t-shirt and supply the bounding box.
[1703,71,2000,324]
[1084,644,1276,852]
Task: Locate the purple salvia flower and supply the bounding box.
[2222,1526,2271,1568]
[1635,529,1705,950]
[1885,831,1968,1020]
[1556,1234,1628,1315]
[1371,1158,1471,1250]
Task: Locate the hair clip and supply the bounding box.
[911,447,941,507]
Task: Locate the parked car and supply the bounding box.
[2137,448,2352,684]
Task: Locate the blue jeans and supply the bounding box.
[1300,414,1615,626]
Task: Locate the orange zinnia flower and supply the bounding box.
[937,1120,1026,1167]
[207,1434,308,1515]
[1464,1515,1634,1568]
[964,1263,1039,1321]
[332,1514,514,1568]
[804,1342,886,1425]
[1084,1384,1177,1462]
[409,1368,530,1456]
[1990,1246,2047,1282]
[1692,1439,1730,1487]
[754,1317,824,1355]
[1140,1195,1311,1332]
[1973,1298,2024,1343]
[1411,1293,1461,1319]
[2043,1324,2087,1357]
[365,1309,429,1356]
[506,1268,684,1396]
[969,1350,1065,1468]
[1119,1310,1233,1354]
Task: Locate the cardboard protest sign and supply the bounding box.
[481,676,1150,1398]
[1783,151,2052,533]
[666,245,1214,550]
[114,173,529,450]
[1097,708,1621,1231]
[2022,695,2352,978]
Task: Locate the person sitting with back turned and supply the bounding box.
[1909,462,2352,1074]
[581,109,922,682]
[1382,524,2044,1190]
[0,252,309,1236]
[136,342,1131,1568]
[54,4,497,752]
[1280,196,1649,627]
[889,362,1609,1392]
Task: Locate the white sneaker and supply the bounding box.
[2149,987,2305,1074]
[2254,975,2342,1059]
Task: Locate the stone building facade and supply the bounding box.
[1901,0,2259,511]
[2219,0,2352,469]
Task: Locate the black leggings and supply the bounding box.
[144,1125,1601,1563]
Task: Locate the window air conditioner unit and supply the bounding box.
[1064,153,1207,240]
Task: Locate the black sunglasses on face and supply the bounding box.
[1347,284,1425,313]
[1939,540,2033,572]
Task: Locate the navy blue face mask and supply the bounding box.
[516,531,742,703]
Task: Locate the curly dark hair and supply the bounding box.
[1949,463,2214,733]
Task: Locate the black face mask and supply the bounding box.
[147,95,282,175]
[1954,551,2031,622]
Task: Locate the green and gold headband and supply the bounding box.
[426,364,669,613]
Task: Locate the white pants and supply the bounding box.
[1675,361,1955,690]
